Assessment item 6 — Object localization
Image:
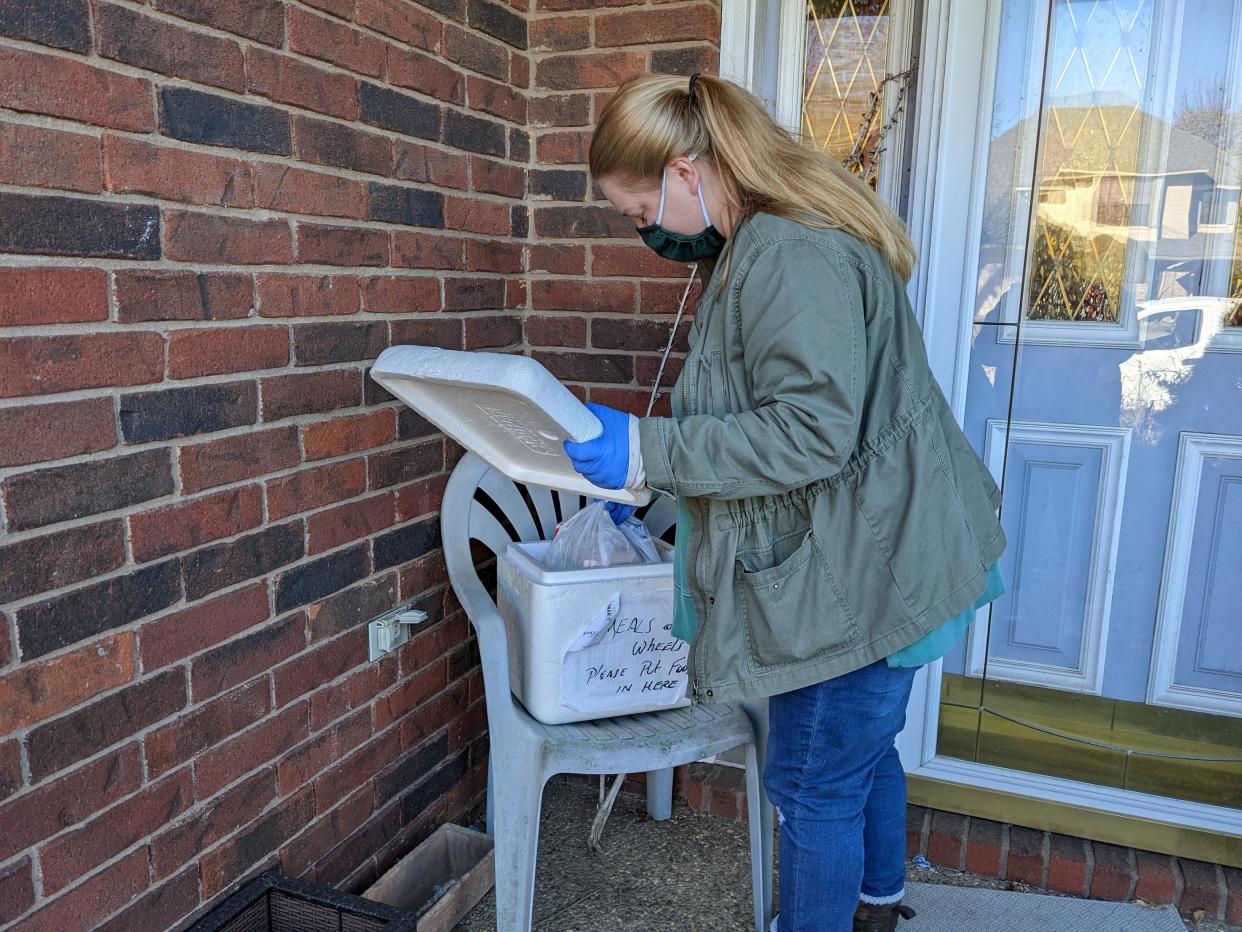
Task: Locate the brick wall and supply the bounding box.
[525,0,720,414]
[0,0,531,925]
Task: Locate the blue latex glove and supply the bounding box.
[603,501,638,525]
[563,402,631,490]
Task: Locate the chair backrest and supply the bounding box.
[441,452,678,729]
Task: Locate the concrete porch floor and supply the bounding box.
[455,778,1240,932]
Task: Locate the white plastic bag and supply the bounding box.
[543,502,661,570]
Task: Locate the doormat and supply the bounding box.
[904,882,1187,932]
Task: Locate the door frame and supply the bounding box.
[719,0,1242,858]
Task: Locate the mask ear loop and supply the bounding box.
[685,153,713,228]
[653,165,670,225]
[646,263,699,417]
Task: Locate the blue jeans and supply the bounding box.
[763,659,918,932]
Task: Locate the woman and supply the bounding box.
[563,73,1007,932]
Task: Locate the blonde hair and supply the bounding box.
[589,73,916,290]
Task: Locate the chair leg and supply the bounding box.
[742,700,775,930]
[744,740,774,932]
[646,767,674,821]
[486,751,495,836]
[491,747,546,932]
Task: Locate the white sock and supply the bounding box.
[859,887,906,905]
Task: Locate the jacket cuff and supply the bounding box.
[637,416,674,496]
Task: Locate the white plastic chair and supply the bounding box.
[442,452,774,932]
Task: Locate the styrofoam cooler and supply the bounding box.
[497,539,690,725]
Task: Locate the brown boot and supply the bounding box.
[853,899,916,932]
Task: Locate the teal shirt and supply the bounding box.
[670,496,1005,668]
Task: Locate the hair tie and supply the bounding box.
[688,72,701,101]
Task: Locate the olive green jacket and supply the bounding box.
[637,212,1007,703]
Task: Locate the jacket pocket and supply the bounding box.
[735,529,862,669]
[695,352,720,415]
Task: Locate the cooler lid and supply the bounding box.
[369,345,651,506]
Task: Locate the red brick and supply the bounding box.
[246,46,358,121]
[94,865,200,932]
[466,239,523,273]
[309,649,395,725]
[103,134,252,208]
[1089,841,1135,901]
[196,702,311,799]
[511,49,530,88]
[531,14,590,50]
[0,332,163,399]
[471,156,525,199]
[190,613,306,703]
[0,46,154,133]
[178,425,300,495]
[257,274,360,318]
[1006,826,1046,886]
[146,680,270,779]
[536,51,647,91]
[1225,865,1241,923]
[17,847,148,932]
[0,398,116,469]
[168,326,289,379]
[373,658,448,732]
[595,4,718,47]
[0,122,100,193]
[312,729,400,816]
[529,244,586,275]
[963,815,1002,875]
[537,0,640,9]
[0,518,123,605]
[926,810,967,871]
[466,314,522,349]
[96,1,247,93]
[261,369,363,423]
[525,314,586,348]
[0,858,34,925]
[1135,851,1180,905]
[39,768,193,894]
[267,460,368,520]
[363,276,441,314]
[164,210,293,264]
[297,223,390,267]
[640,280,702,316]
[387,45,465,105]
[302,410,396,461]
[391,231,465,270]
[293,115,393,178]
[389,317,462,350]
[290,7,385,77]
[397,679,467,753]
[1179,858,1223,919]
[307,492,395,555]
[357,0,441,50]
[466,75,526,124]
[1047,833,1088,895]
[300,0,356,18]
[151,769,277,880]
[532,279,636,312]
[593,243,689,278]
[150,0,285,47]
[199,789,314,899]
[130,486,263,563]
[443,25,508,81]
[394,475,447,522]
[281,784,373,878]
[253,164,368,220]
[0,633,133,734]
[0,739,20,800]
[114,270,253,323]
[277,708,373,792]
[444,278,506,312]
[0,267,107,327]
[0,744,143,864]
[274,631,368,707]
[138,582,271,670]
[529,92,590,127]
[417,148,474,194]
[444,196,512,235]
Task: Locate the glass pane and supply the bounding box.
[942,0,1242,812]
[802,0,904,185]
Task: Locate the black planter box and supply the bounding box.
[188,870,418,932]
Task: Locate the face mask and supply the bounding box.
[637,154,727,262]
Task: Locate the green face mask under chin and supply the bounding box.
[636,158,727,263]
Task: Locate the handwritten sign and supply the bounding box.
[561,591,688,715]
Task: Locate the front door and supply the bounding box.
[936,0,1242,822]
